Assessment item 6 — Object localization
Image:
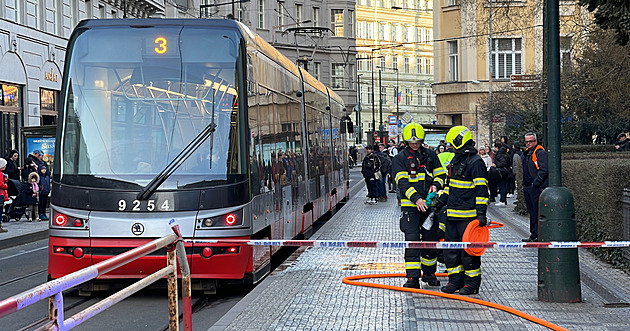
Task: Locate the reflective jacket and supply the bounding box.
[393,147,446,209]
[438,149,488,221]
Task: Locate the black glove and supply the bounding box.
[432,199,444,212]
[477,214,488,227]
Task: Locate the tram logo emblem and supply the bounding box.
[131,223,145,236]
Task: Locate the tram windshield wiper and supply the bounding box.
[137,122,217,200]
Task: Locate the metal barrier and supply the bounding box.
[0,223,192,331]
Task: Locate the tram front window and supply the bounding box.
[60,25,245,189]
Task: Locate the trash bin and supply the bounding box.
[622,189,630,261]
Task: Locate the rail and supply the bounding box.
[0,222,191,331]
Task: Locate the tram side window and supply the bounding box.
[258,86,273,192]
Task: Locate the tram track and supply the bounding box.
[0,269,47,287]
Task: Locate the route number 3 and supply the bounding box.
[118,199,170,211]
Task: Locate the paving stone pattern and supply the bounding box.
[221,182,630,330]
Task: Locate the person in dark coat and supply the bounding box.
[4,149,21,180]
[614,133,629,151]
[38,165,51,221]
[522,132,548,242]
[493,144,511,206]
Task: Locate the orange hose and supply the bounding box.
[342,273,569,331]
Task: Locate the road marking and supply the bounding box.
[0,246,47,261]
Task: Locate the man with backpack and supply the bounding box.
[362,145,381,205]
[393,123,446,288]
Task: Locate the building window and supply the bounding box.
[416,57,422,74]
[313,7,319,26]
[277,1,285,26]
[418,89,424,105]
[348,64,355,88]
[404,56,410,73]
[446,0,458,6]
[313,62,321,80]
[391,24,397,42]
[452,114,462,126]
[378,23,385,40]
[448,41,459,81]
[381,87,387,104]
[425,28,432,43]
[380,56,386,69]
[0,84,21,157]
[491,38,522,79]
[368,87,373,104]
[426,57,433,75]
[405,88,411,105]
[85,0,93,19]
[348,10,354,38]
[366,22,374,39]
[99,4,105,19]
[332,64,345,88]
[296,4,303,23]
[331,10,344,36]
[402,25,409,43]
[392,55,399,70]
[40,88,58,125]
[258,0,265,28]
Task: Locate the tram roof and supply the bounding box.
[75,18,343,107]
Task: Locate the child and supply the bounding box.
[0,159,8,232]
[27,172,40,222]
[39,166,51,221]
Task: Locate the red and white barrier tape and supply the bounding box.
[187,239,630,249]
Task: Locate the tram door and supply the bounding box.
[282,185,292,239]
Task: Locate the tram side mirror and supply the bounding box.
[296,91,303,97]
[340,116,354,134]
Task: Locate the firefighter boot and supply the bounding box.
[458,285,479,295]
[459,272,481,295]
[441,272,464,294]
[402,277,420,289]
[421,273,441,286]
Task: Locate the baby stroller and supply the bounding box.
[2,179,29,222]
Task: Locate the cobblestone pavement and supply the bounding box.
[211,178,630,330]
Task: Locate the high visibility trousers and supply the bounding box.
[400,208,438,278]
[443,219,481,289]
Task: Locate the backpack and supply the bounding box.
[362,155,376,178]
[379,154,392,174]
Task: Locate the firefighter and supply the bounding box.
[435,126,489,295]
[393,123,447,288]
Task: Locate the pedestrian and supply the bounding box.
[479,146,492,171]
[436,126,489,295]
[377,143,390,201]
[614,133,629,151]
[39,165,51,221]
[392,123,447,288]
[522,132,548,242]
[388,140,399,193]
[493,143,511,206]
[361,145,381,205]
[0,159,8,233]
[4,149,21,181]
[27,172,40,222]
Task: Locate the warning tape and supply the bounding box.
[187,239,630,249]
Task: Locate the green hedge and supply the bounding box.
[563,156,630,270]
[561,144,616,153]
[514,150,630,270]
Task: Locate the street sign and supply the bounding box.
[389,125,398,137]
[511,81,538,88]
[510,74,539,81]
[373,132,379,140]
[388,115,398,125]
[510,74,539,88]
[401,112,413,124]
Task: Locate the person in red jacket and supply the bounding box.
[0,158,9,233]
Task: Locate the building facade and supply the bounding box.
[355,0,436,145]
[0,0,197,158]
[432,0,590,146]
[206,0,358,118]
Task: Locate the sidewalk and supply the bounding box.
[0,218,49,250]
[210,182,630,330]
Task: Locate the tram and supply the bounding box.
[48,19,350,293]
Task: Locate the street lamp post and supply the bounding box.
[357,55,384,147]
[377,65,399,142]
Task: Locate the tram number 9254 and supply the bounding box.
[118,199,171,212]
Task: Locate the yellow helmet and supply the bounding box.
[446,126,473,149]
[403,123,425,143]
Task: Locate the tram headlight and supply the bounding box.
[51,211,88,229]
[198,210,243,228]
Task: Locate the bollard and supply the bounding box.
[537,186,582,302]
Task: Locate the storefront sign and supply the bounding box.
[44,68,59,82]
